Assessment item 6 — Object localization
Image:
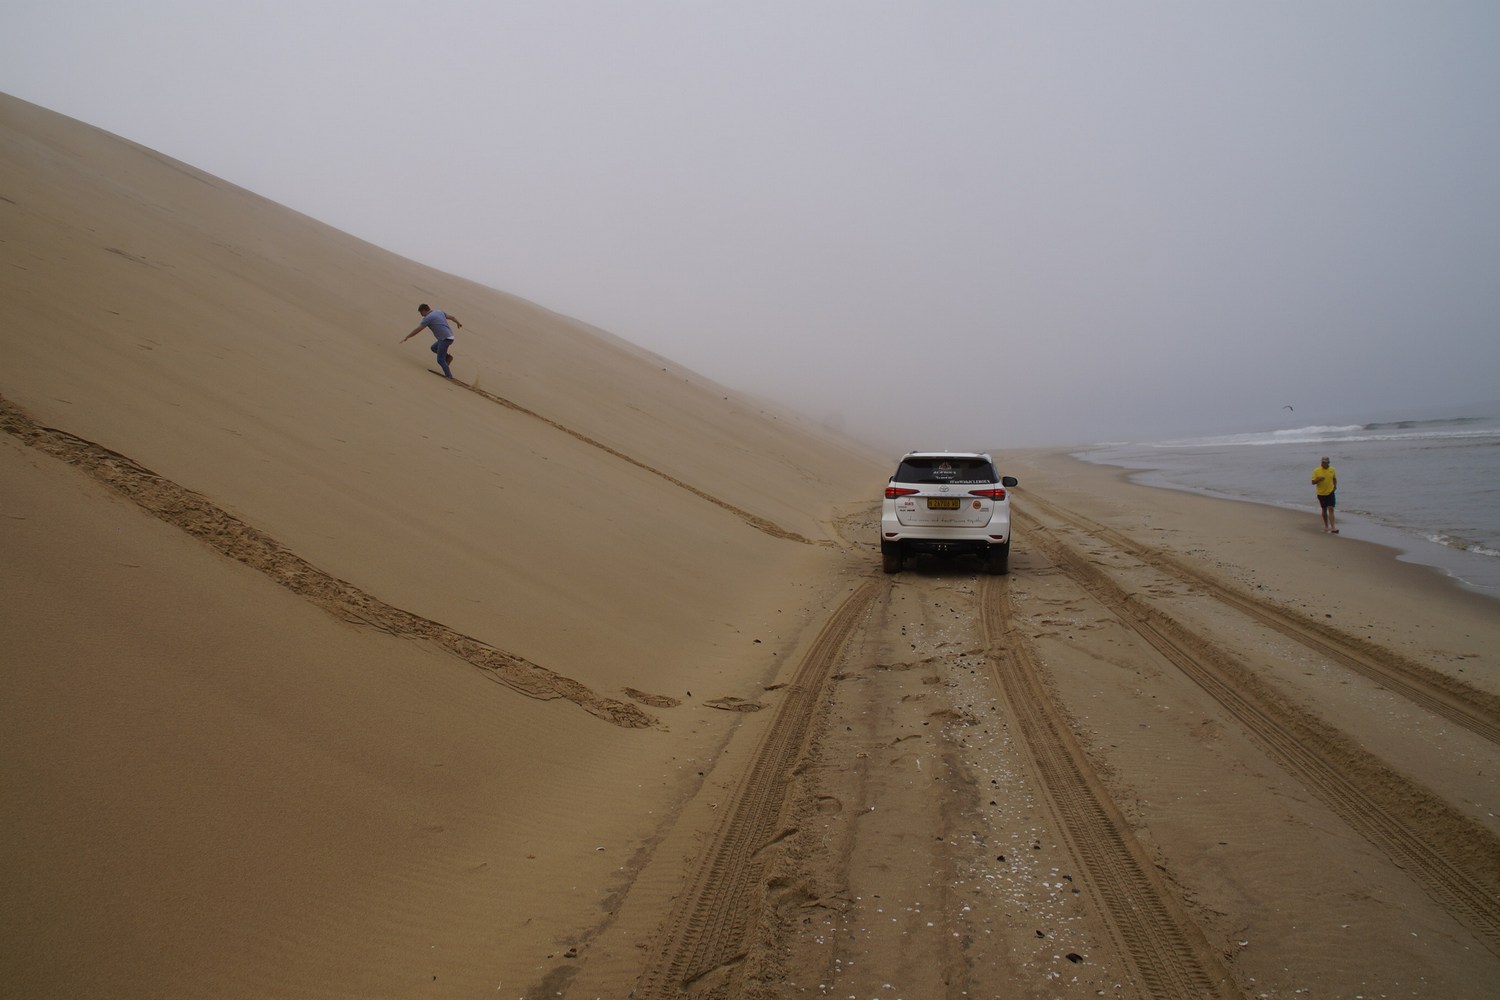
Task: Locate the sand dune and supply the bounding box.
[0,92,884,997]
[5,92,1500,1000]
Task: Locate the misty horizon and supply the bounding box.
[4,2,1498,449]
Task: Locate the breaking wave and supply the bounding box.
[1154,414,1500,450]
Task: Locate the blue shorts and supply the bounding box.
[1318,492,1336,509]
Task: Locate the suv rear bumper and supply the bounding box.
[881,513,1010,550]
[890,536,1007,556]
[881,531,1011,575]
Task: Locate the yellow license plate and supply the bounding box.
[927,497,961,510]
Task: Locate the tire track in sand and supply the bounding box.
[0,393,653,728]
[979,576,1238,999]
[1019,508,1500,955]
[433,372,826,546]
[631,580,880,999]
[1019,495,1500,746]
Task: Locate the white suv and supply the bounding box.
[880,451,1018,575]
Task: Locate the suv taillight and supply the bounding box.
[968,488,1007,500]
[885,486,920,498]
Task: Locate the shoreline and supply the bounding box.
[1003,448,1500,689]
[1065,446,1500,603]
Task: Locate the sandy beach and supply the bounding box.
[4,93,1499,999]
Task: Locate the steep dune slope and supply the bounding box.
[0,92,884,997]
[0,90,884,693]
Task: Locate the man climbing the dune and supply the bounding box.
[401,303,463,379]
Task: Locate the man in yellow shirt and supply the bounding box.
[1311,456,1338,534]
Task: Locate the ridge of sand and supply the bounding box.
[426,368,827,546]
[0,392,653,727]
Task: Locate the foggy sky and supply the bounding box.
[5,1,1498,448]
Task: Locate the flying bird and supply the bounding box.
[1283,405,1294,411]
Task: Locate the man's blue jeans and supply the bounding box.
[431,338,454,378]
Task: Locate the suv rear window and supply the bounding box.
[894,457,997,485]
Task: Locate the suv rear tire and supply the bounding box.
[881,541,904,574]
[985,542,1010,576]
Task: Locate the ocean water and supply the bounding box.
[1074,410,1500,598]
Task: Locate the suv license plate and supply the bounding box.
[927,497,961,510]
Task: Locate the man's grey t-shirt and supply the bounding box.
[419,310,456,343]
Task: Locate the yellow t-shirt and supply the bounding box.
[1311,465,1337,496]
